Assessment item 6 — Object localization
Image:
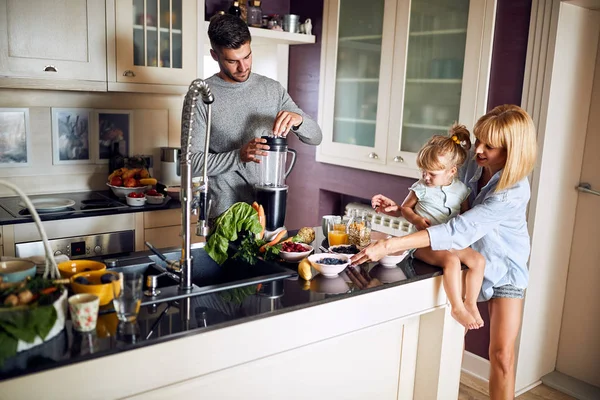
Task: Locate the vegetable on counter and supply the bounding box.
[280,227,316,245]
[258,229,288,253]
[205,202,263,265]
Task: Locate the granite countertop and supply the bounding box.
[0,190,181,226]
[0,228,447,382]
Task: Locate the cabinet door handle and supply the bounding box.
[123,70,136,77]
[43,65,57,72]
[393,156,404,163]
[368,152,379,159]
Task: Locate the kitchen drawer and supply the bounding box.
[144,225,204,250]
[144,209,198,229]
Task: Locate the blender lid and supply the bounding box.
[261,135,288,151]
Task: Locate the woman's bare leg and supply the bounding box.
[488,297,523,399]
[413,248,478,329]
[453,248,485,327]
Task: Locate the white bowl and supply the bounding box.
[165,186,180,200]
[279,244,313,262]
[126,195,147,207]
[106,183,150,199]
[379,250,410,268]
[328,244,360,255]
[145,194,165,205]
[308,253,350,278]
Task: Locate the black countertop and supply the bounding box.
[0,190,181,226]
[0,236,445,382]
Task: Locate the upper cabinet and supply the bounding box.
[317,0,495,178]
[110,0,199,92]
[0,0,107,91]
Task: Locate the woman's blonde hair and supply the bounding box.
[416,123,471,173]
[473,104,537,191]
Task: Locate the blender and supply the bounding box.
[254,136,297,239]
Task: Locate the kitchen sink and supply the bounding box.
[102,244,297,307]
[149,246,296,294]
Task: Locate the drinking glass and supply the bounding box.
[321,215,339,236]
[112,272,143,323]
[327,218,348,246]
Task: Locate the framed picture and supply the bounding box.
[51,108,92,165]
[94,110,133,164]
[0,108,30,167]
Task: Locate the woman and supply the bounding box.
[351,104,537,399]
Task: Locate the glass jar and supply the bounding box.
[347,210,372,247]
[247,0,262,27]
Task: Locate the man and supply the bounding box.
[188,14,322,219]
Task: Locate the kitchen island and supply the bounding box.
[0,230,465,400]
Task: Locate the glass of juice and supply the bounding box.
[327,219,348,245]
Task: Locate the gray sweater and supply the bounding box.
[188,72,322,219]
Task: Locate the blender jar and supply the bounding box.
[258,136,296,187]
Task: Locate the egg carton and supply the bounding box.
[344,202,413,237]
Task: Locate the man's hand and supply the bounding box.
[371,194,399,215]
[272,111,303,137]
[240,137,269,163]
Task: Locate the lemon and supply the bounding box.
[298,258,312,281]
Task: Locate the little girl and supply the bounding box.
[372,124,485,330]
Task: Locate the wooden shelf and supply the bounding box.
[406,79,462,84]
[335,117,377,124]
[134,25,182,34]
[409,29,467,37]
[336,78,379,83]
[203,21,315,45]
[404,123,448,130]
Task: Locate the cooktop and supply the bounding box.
[0,191,128,218]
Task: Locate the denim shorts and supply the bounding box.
[491,284,525,299]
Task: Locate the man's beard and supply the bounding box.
[223,67,251,83]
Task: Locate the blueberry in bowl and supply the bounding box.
[308,253,350,278]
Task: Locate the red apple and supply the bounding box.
[110,176,123,187]
[124,178,137,188]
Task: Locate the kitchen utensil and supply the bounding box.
[68,294,100,332]
[144,241,181,272]
[0,260,36,282]
[283,14,300,33]
[70,270,119,306]
[380,250,410,268]
[58,260,106,279]
[254,135,297,232]
[112,272,143,322]
[18,198,75,211]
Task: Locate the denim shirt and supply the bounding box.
[426,155,531,301]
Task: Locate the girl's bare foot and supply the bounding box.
[465,302,484,328]
[451,306,479,330]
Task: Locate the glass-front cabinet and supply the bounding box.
[114,0,198,87]
[318,0,494,178]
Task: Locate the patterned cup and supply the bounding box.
[68,294,100,332]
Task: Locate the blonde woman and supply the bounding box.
[353,105,537,399]
[372,124,485,330]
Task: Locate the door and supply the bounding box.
[318,0,398,165]
[115,0,197,86]
[555,51,600,387]
[387,0,488,174]
[0,0,106,81]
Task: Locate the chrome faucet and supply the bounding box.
[179,79,214,291]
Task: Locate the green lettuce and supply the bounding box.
[205,202,262,265]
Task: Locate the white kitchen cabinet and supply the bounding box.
[317,0,495,178]
[109,0,199,93]
[0,0,107,91]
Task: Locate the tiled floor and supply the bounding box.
[458,382,577,400]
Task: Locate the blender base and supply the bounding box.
[263,226,288,242]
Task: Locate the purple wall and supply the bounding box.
[286,0,533,360]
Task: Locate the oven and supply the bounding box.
[15,231,135,260]
[0,191,137,260]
